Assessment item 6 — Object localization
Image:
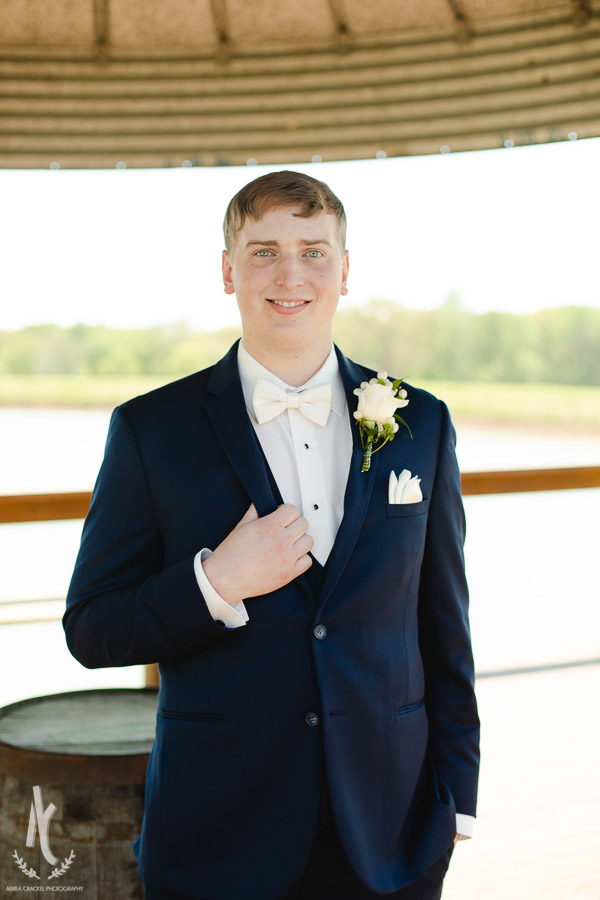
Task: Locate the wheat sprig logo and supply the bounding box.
[12,850,40,879]
[10,785,79,884]
[48,849,77,879]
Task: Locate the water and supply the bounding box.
[0,407,599,708]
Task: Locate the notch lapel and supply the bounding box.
[206,342,315,604]
[318,349,379,610]
[205,341,279,519]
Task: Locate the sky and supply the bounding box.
[0,136,598,332]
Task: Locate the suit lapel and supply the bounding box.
[205,341,280,519]
[207,342,315,604]
[318,349,379,609]
[206,342,375,608]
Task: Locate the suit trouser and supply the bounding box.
[143,815,454,900]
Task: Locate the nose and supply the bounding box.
[274,253,304,290]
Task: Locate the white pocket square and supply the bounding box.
[389,469,423,504]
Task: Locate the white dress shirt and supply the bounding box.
[192,341,474,838]
[193,340,352,627]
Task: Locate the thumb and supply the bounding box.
[237,503,259,527]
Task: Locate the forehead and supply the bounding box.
[235,205,342,246]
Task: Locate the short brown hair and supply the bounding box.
[223,170,347,254]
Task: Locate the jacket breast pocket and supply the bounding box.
[385,499,429,518]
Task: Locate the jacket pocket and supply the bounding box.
[396,699,425,717]
[386,499,429,518]
[431,760,457,822]
[158,707,223,722]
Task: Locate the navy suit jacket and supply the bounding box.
[64,341,479,899]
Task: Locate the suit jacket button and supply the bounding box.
[305,712,320,727]
[313,624,327,640]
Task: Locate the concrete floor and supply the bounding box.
[443,662,600,899]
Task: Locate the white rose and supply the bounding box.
[353,381,408,426]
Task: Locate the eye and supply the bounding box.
[255,249,274,257]
[305,249,323,258]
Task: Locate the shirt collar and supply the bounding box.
[237,340,347,423]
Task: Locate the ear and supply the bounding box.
[222,249,235,295]
[341,249,349,296]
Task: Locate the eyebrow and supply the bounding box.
[244,238,333,248]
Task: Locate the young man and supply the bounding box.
[64,171,480,900]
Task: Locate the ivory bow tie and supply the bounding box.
[252,378,332,427]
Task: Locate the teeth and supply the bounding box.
[271,300,306,307]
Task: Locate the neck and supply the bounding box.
[242,337,332,387]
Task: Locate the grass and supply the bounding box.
[0,375,169,408]
[418,380,600,427]
[0,374,599,427]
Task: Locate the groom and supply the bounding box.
[64,170,479,900]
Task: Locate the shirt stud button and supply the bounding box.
[305,712,320,727]
[313,504,319,510]
[304,443,309,449]
[313,624,327,640]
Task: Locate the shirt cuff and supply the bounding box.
[193,549,249,629]
[455,813,474,840]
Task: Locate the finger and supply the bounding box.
[271,503,302,527]
[238,503,259,526]
[285,515,310,542]
[293,534,314,559]
[295,553,313,575]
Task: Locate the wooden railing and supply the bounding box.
[1,467,599,525]
[0,491,92,524]
[1,466,599,688]
[460,465,600,495]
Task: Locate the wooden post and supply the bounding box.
[145,664,160,688]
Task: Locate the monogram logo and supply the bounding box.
[10,785,78,885]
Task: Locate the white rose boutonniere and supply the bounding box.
[353,371,411,472]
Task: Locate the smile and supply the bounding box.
[268,299,311,308]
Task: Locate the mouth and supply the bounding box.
[267,299,311,309]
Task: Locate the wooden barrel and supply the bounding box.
[0,688,158,898]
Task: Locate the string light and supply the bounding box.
[440,145,451,154]
[181,159,192,167]
[504,139,514,148]
[568,132,578,141]
[116,161,127,169]
[246,158,258,166]
[311,154,323,163]
[375,150,387,159]
[49,162,60,170]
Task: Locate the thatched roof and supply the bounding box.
[1,0,599,168]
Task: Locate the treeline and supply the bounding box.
[0,300,598,386]
[0,322,242,379]
[333,299,600,385]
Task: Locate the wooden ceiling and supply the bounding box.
[1,0,599,168]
